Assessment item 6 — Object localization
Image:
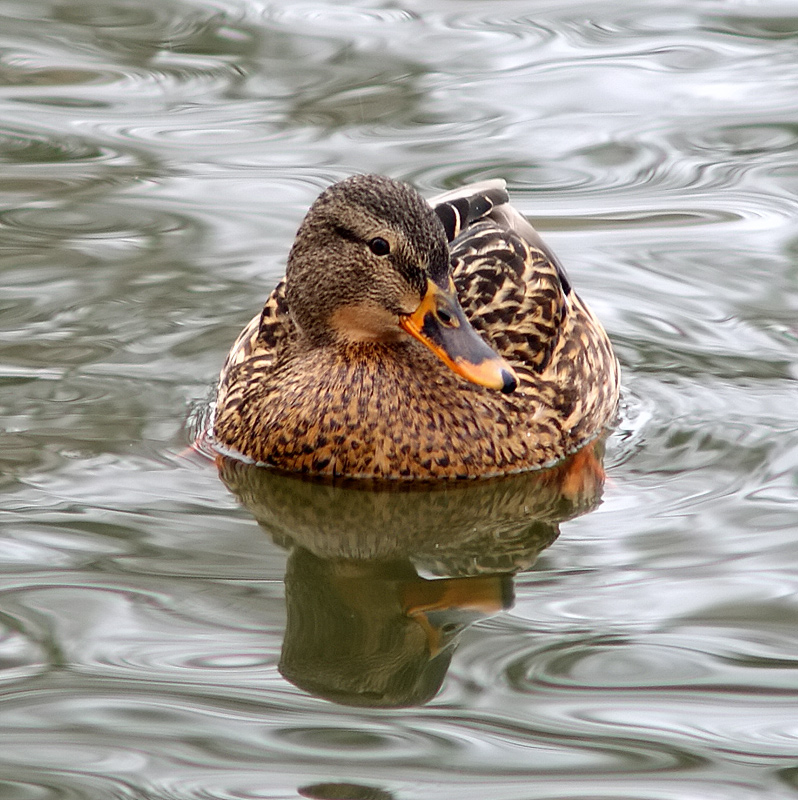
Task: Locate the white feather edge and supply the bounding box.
[427,179,507,208]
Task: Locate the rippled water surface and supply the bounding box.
[2,0,798,797]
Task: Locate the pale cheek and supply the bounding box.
[330,303,408,343]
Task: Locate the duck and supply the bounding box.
[212,174,620,480]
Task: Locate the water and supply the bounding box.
[1,0,798,797]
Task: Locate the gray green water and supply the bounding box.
[2,0,798,798]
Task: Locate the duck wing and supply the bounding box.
[219,278,293,376]
[430,180,572,375]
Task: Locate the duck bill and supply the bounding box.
[401,575,514,657]
[400,279,518,394]
[401,575,513,617]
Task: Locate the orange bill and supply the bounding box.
[401,574,512,617]
[399,279,518,394]
[401,575,514,657]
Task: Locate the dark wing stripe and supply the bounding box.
[469,195,491,218]
[450,197,470,225]
[433,185,510,243]
[436,202,458,242]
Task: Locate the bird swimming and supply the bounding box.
[212,174,620,480]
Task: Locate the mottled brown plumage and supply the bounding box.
[213,174,620,480]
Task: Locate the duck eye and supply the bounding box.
[368,237,390,256]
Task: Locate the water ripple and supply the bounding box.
[0,617,47,683]
[268,722,452,764]
[266,4,419,30]
[504,637,715,691]
[0,127,156,196]
[0,776,140,800]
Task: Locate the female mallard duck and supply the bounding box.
[213,174,620,480]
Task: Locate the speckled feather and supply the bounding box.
[213,177,620,480]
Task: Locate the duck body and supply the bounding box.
[213,175,620,480]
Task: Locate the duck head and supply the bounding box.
[285,174,517,393]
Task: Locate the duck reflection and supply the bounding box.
[216,441,606,707]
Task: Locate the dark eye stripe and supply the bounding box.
[436,203,457,241]
[334,224,359,242]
